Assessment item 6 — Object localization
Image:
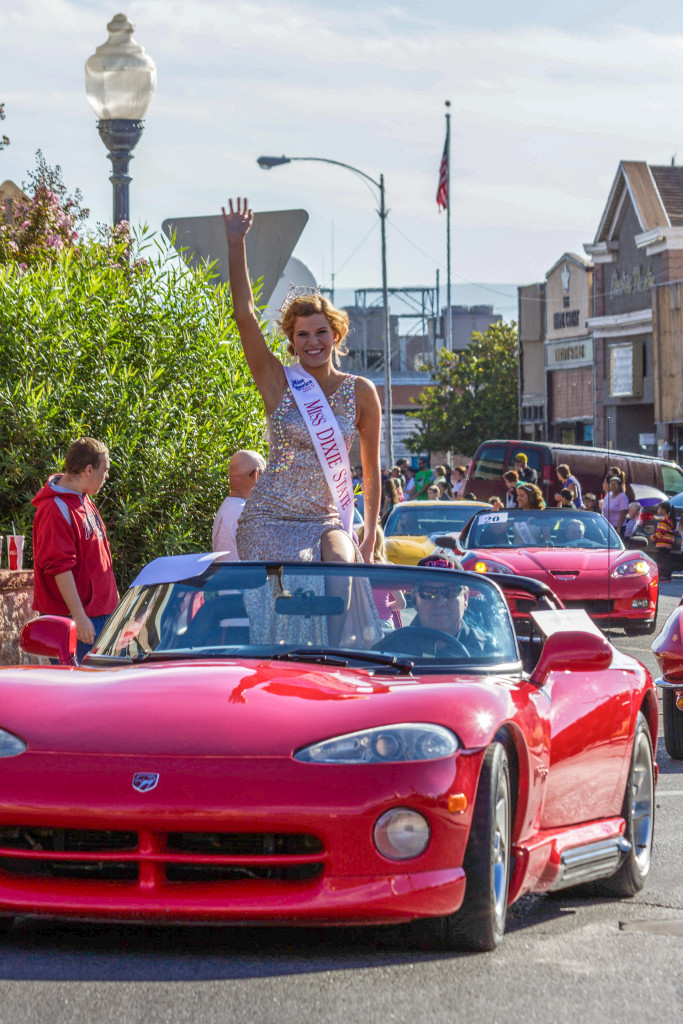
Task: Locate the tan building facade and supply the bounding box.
[518,283,545,439]
[584,161,683,454]
[544,254,594,443]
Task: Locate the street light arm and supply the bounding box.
[271,156,382,192]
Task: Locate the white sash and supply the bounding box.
[515,519,538,546]
[284,364,354,536]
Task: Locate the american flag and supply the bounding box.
[436,136,448,211]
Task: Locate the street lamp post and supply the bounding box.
[85,13,156,226]
[258,154,394,468]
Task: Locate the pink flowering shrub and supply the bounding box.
[0,150,88,266]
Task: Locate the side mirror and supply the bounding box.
[625,535,648,551]
[531,629,612,684]
[652,607,683,682]
[20,615,78,666]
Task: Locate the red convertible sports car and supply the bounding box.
[458,507,659,635]
[3,556,656,952]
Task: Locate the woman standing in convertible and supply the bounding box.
[223,197,381,563]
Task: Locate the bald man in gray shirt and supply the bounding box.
[212,450,266,558]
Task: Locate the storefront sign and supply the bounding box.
[552,310,580,330]
[546,337,593,367]
[609,342,643,397]
[383,412,417,459]
[609,265,655,299]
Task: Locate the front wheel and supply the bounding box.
[662,688,683,759]
[596,711,654,897]
[416,743,511,952]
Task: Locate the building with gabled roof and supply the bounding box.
[585,160,683,454]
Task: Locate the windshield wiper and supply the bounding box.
[271,647,414,675]
[129,649,242,663]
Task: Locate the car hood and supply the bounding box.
[466,546,629,570]
[385,535,436,564]
[462,546,643,581]
[0,660,516,757]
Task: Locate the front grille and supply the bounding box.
[564,599,614,615]
[0,827,326,887]
[0,857,138,881]
[165,832,324,884]
[0,827,139,882]
[0,827,137,853]
[167,832,323,856]
[166,862,323,883]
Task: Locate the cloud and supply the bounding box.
[3,1,683,286]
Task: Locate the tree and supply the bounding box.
[0,228,271,586]
[407,321,518,456]
[0,101,8,151]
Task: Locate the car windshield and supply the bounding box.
[90,562,518,671]
[462,509,623,550]
[384,504,482,537]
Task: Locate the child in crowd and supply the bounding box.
[502,470,519,508]
[488,496,504,511]
[557,487,575,509]
[583,492,598,511]
[451,466,467,498]
[356,524,406,630]
[652,501,676,582]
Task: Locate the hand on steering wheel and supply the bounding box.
[374,626,469,658]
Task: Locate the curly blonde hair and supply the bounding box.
[279,294,350,359]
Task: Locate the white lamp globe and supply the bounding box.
[85,13,156,121]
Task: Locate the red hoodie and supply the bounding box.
[32,475,118,616]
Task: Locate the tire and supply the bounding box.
[415,743,511,952]
[596,711,654,897]
[662,688,683,759]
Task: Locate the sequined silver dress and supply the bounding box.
[236,375,358,561]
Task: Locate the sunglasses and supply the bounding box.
[416,585,465,601]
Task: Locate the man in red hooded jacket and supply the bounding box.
[32,437,118,659]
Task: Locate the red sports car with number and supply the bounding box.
[0,555,657,951]
[458,507,659,635]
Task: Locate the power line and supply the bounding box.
[334,219,379,276]
[386,219,517,301]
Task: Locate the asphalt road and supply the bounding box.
[0,589,682,1024]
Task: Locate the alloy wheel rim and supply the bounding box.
[493,774,509,924]
[631,730,654,873]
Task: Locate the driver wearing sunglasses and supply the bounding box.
[412,556,487,655]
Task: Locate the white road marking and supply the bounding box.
[655,790,683,796]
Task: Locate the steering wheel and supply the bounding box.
[373,626,470,659]
[564,538,601,548]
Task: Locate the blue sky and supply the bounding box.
[4,0,683,309]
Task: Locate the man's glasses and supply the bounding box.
[416,585,465,601]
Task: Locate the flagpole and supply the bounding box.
[445,99,452,351]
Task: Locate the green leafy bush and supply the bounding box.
[0,230,269,586]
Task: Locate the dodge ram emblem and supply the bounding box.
[132,772,159,792]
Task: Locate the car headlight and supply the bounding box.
[0,728,27,757]
[468,559,514,575]
[294,723,458,764]
[612,559,650,578]
[374,808,430,860]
